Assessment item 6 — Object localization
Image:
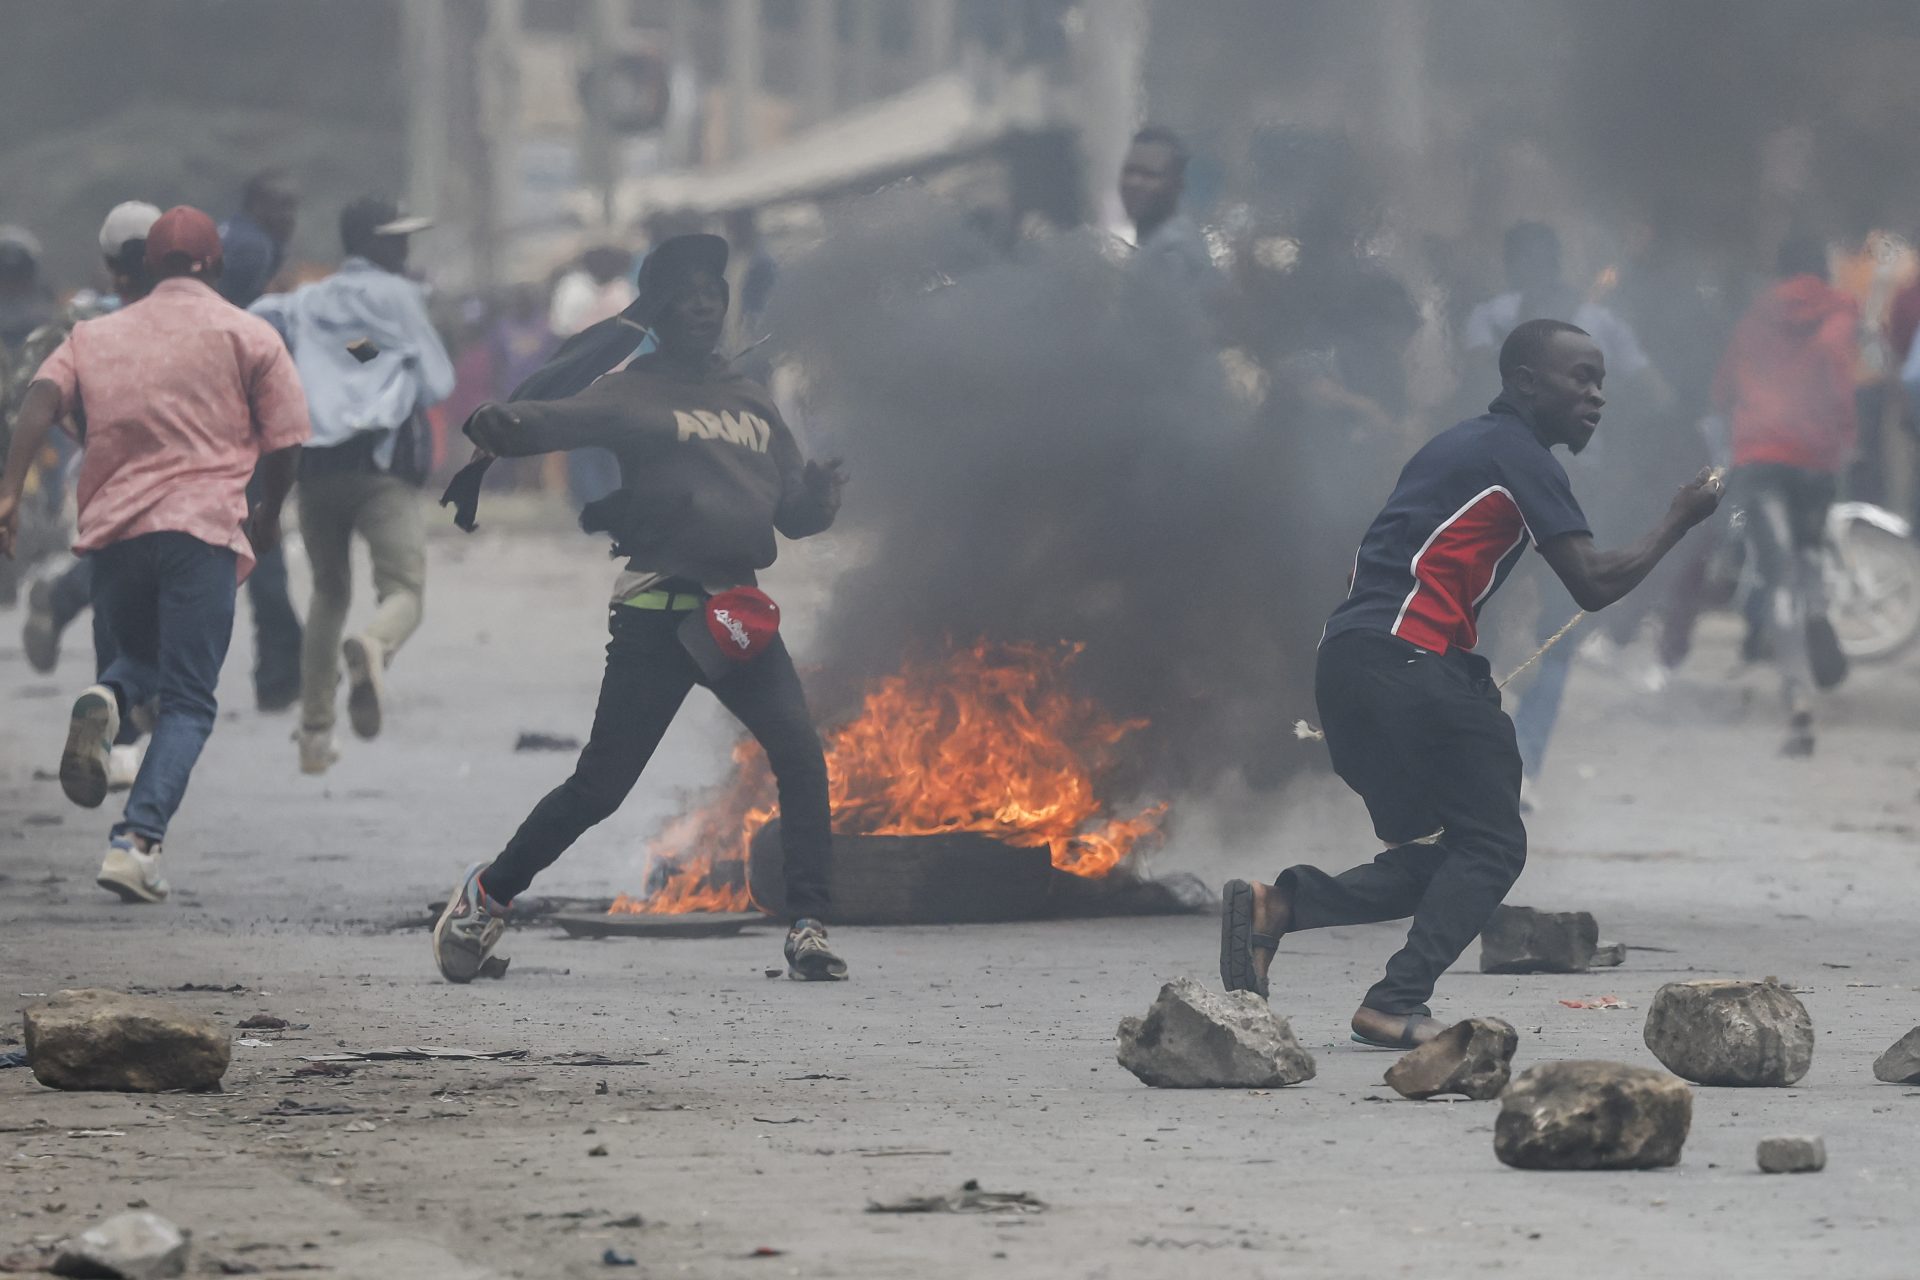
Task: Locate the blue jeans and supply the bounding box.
[90,532,238,843]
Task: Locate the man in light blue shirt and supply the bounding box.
[252,197,455,774]
[1119,126,1215,285]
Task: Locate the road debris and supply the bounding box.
[298,1046,530,1063]
[1384,1017,1518,1100]
[1558,996,1631,1010]
[867,1180,1047,1215]
[1643,980,1812,1086]
[600,1247,637,1266]
[51,1210,190,1279]
[25,989,230,1093]
[1116,977,1316,1089]
[1756,1135,1826,1173]
[1872,1027,1920,1084]
[1495,1061,1692,1170]
[1592,941,1627,967]
[515,731,582,752]
[1479,905,1599,973]
[235,1014,290,1031]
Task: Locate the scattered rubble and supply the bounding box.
[1384,1017,1518,1100]
[515,731,582,752]
[24,990,229,1093]
[297,1046,529,1063]
[1478,905,1599,973]
[234,1015,289,1031]
[1871,1028,1920,1084]
[1494,1061,1692,1170]
[1642,980,1812,1086]
[1115,978,1316,1089]
[51,1210,189,1279]
[867,1180,1047,1215]
[1756,1136,1826,1174]
[1592,941,1627,967]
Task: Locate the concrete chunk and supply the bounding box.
[1756,1135,1826,1174]
[1116,978,1316,1089]
[1642,980,1812,1087]
[1592,941,1626,967]
[1494,1060,1692,1170]
[1385,1017,1518,1100]
[1872,1027,1920,1084]
[24,989,230,1093]
[52,1210,190,1279]
[1478,905,1599,974]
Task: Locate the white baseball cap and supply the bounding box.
[99,201,163,256]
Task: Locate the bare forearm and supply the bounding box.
[1577,515,1689,609]
[254,445,299,514]
[1,382,59,499]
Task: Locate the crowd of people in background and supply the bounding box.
[0,129,1915,905]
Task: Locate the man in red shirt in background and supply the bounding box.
[1713,235,1859,756]
[0,206,311,901]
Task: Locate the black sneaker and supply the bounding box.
[1782,710,1815,758]
[1806,615,1849,690]
[784,918,848,981]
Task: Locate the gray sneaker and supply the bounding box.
[60,685,120,809]
[23,577,58,673]
[432,863,509,984]
[342,635,385,740]
[97,835,170,904]
[784,918,848,981]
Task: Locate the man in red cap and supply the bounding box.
[431,233,850,985]
[0,205,311,903]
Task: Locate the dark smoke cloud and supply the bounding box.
[762,190,1331,807]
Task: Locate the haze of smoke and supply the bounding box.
[761,189,1342,814]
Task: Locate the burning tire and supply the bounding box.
[747,820,1054,925]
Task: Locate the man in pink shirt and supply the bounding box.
[0,206,310,902]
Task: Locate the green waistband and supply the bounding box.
[619,588,707,611]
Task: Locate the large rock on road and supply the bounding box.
[24,989,230,1093]
[1385,1017,1518,1100]
[1641,980,1812,1087]
[1494,1060,1692,1170]
[1478,905,1599,973]
[1116,978,1316,1089]
[1872,1027,1920,1084]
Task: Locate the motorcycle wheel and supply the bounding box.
[1828,515,1920,663]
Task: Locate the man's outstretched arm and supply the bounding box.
[1539,468,1723,612]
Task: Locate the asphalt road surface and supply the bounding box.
[4,520,1917,1278]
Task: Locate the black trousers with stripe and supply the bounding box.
[1279,629,1527,1015]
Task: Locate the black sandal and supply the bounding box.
[1349,1012,1446,1050]
[1220,879,1281,998]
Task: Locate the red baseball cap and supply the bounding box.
[144,205,223,276]
[676,587,780,681]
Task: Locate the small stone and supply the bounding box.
[1494,1060,1691,1170]
[1385,1017,1518,1100]
[24,990,230,1093]
[1756,1135,1826,1174]
[1116,977,1316,1089]
[51,1210,190,1279]
[1478,905,1599,974]
[1642,980,1812,1086]
[1591,941,1626,967]
[1872,1027,1920,1084]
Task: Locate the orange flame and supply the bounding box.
[614,640,1164,914]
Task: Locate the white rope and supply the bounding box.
[1294,611,1588,744]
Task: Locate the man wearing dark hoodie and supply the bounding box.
[430,234,849,983]
[1713,235,1858,756]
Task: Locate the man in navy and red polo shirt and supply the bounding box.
[1221,319,1723,1050]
